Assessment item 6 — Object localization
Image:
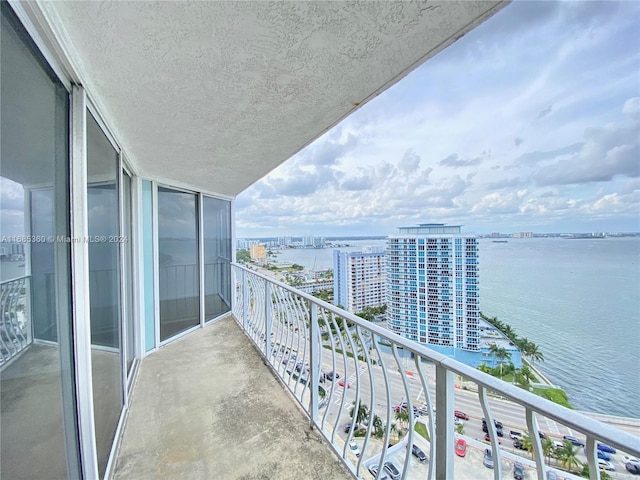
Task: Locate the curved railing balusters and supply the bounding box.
[231,264,640,480]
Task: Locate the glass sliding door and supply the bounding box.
[203,196,231,320]
[87,112,123,477]
[158,187,199,341]
[1,3,80,478]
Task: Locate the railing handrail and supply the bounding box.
[0,274,31,286]
[232,262,640,458]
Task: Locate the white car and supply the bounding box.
[598,459,615,471]
[454,418,463,426]
[349,441,361,458]
[623,455,640,464]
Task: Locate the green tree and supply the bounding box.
[395,411,410,433]
[520,365,532,385]
[350,401,369,424]
[542,437,555,465]
[477,363,492,374]
[455,423,464,435]
[525,342,544,367]
[556,442,581,472]
[236,249,251,263]
[372,414,384,439]
[521,432,534,459]
[489,343,511,379]
[390,422,401,442]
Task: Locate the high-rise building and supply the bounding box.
[333,247,386,313]
[386,224,483,363]
[249,244,266,263]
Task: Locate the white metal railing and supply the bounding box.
[0,275,32,366]
[232,264,640,480]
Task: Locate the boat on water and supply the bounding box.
[492,240,508,243]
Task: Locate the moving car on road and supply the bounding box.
[484,433,501,444]
[454,410,469,420]
[562,435,585,447]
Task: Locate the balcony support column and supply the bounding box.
[308,302,319,428]
[435,365,454,480]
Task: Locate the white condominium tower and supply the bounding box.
[333,247,386,314]
[386,224,481,361]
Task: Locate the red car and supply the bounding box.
[454,410,469,420]
[338,379,351,389]
[455,438,467,457]
[484,433,501,444]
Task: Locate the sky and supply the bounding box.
[235,0,640,238]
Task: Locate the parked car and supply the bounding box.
[598,459,615,471]
[482,418,503,429]
[483,449,494,469]
[597,450,611,461]
[513,462,525,480]
[624,455,640,465]
[484,433,501,444]
[626,463,640,475]
[454,410,469,420]
[349,441,360,458]
[411,444,427,462]
[546,470,558,480]
[383,461,401,480]
[368,464,388,480]
[343,422,360,433]
[598,443,617,454]
[325,371,339,381]
[562,435,585,447]
[455,438,467,457]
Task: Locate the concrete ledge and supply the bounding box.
[113,316,352,480]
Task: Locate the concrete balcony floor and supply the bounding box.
[114,315,351,480]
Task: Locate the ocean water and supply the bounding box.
[272,237,640,418]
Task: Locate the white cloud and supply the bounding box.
[235,1,640,236]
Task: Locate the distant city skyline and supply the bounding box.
[235,1,640,238]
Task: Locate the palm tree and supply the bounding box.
[477,363,492,374]
[520,365,532,385]
[542,437,554,465]
[350,401,369,425]
[526,342,544,367]
[489,343,511,379]
[390,422,400,443]
[395,411,410,433]
[373,414,384,439]
[557,442,581,472]
[521,433,534,459]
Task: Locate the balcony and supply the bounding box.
[205,264,638,480]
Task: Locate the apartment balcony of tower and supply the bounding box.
[3,1,639,480]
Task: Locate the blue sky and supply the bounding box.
[236,0,640,238]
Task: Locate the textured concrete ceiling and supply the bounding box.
[47,1,506,198]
